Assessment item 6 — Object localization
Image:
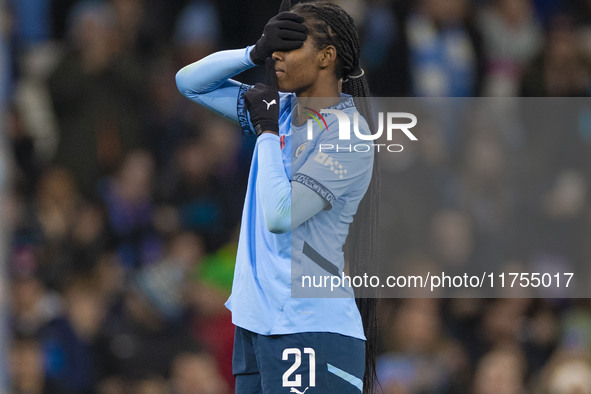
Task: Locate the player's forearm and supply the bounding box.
[257,134,327,234]
[257,133,291,234]
[175,46,255,95]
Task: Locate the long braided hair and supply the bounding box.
[291,2,380,393]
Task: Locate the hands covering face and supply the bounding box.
[244,58,281,136]
[250,11,308,65]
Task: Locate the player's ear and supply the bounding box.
[318,45,337,69]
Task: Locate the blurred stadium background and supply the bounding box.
[2,0,591,393]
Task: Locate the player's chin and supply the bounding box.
[277,75,298,93]
[277,82,293,93]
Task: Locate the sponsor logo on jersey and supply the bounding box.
[314,152,348,179]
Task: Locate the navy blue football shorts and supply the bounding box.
[233,326,365,394]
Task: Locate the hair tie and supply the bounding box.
[342,68,364,82]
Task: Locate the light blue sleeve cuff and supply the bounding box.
[245,45,256,67]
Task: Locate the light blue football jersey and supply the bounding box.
[227,92,373,339]
[176,46,373,339]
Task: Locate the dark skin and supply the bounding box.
[272,37,339,98]
[261,34,341,133]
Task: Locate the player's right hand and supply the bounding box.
[250,12,307,65]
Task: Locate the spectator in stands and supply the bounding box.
[477,0,542,96]
[520,16,591,96]
[47,0,146,196]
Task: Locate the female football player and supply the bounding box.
[176,2,378,393]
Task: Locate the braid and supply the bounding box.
[293,3,380,394]
[292,2,374,130]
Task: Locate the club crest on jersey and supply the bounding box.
[295,142,308,158]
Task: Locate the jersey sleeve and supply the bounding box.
[256,133,328,233]
[292,113,374,208]
[176,46,293,136]
[176,46,256,133]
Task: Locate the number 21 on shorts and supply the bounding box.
[282,347,316,389]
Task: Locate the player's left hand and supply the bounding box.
[244,58,280,136]
[250,11,307,65]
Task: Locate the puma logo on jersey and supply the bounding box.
[263,99,277,110]
[290,388,309,394]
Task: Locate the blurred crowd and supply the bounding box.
[1,0,591,393]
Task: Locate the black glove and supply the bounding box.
[250,12,307,65]
[244,58,280,136]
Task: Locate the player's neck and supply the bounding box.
[296,69,339,95]
[296,75,340,111]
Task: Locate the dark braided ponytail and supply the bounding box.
[292,2,374,130]
[292,2,380,393]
